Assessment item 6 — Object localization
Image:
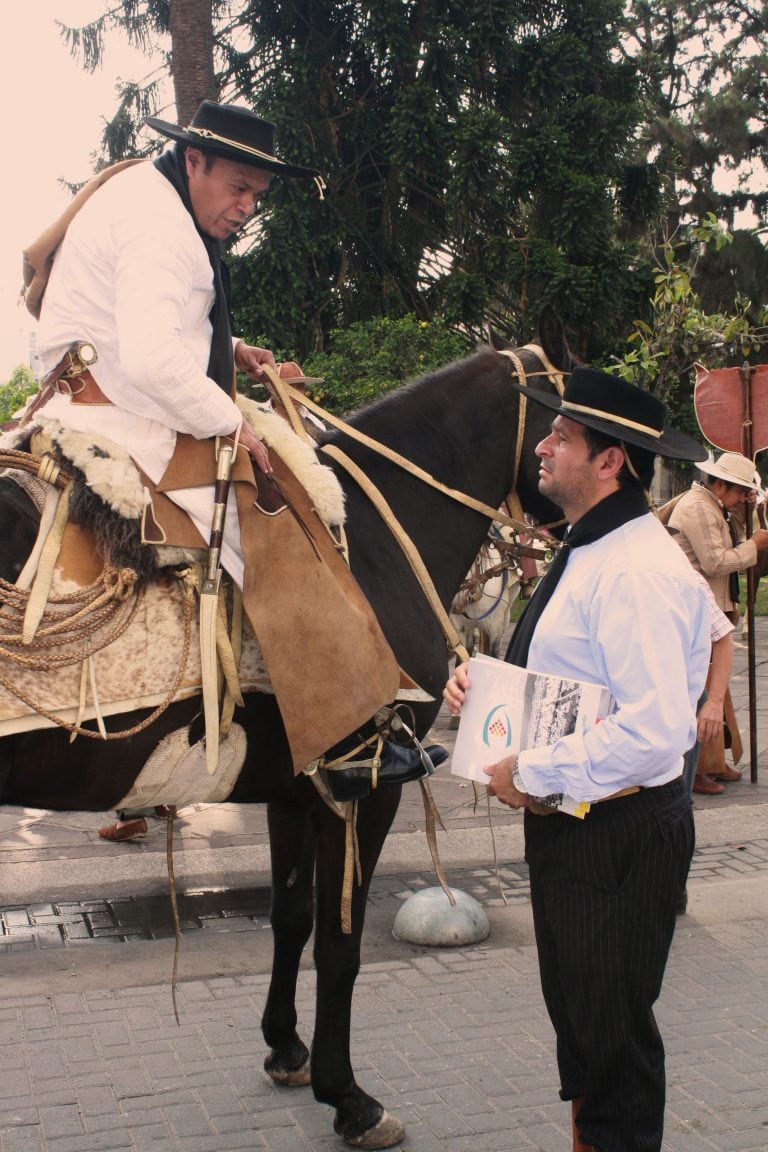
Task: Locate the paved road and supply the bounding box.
[0,624,767,1149]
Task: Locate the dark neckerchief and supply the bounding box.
[505,486,650,668]
[154,144,234,395]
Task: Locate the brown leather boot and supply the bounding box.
[571,1097,596,1152]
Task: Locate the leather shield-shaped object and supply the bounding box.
[694,364,768,455]
[235,452,400,772]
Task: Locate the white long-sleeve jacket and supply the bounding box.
[36,160,242,482]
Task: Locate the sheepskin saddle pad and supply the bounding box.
[0,404,346,738]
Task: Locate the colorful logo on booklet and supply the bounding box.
[481,704,513,748]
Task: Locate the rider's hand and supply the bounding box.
[237,420,272,475]
[234,342,277,380]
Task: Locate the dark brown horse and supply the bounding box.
[0,323,575,1148]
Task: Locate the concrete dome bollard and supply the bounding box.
[392,886,490,947]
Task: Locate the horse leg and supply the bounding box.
[310,785,405,1149]
[261,797,316,1086]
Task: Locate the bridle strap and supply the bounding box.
[259,364,318,445]
[496,345,567,530]
[268,346,566,546]
[261,344,570,662]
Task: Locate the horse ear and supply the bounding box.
[538,305,579,372]
[487,326,511,352]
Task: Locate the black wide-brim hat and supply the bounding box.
[145,100,323,182]
[510,366,706,462]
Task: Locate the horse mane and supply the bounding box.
[318,340,565,533]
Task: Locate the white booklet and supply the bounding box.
[450,653,614,818]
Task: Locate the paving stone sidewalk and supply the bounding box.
[0,890,766,1152]
[0,625,767,1150]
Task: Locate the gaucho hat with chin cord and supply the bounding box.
[145,100,323,183]
[509,365,707,462]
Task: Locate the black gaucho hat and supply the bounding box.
[510,366,706,462]
[145,100,323,184]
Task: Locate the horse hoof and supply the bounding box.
[264,1052,311,1087]
[341,1111,405,1149]
[265,1061,311,1086]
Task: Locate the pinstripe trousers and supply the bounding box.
[524,776,694,1152]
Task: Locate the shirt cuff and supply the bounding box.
[517,745,572,798]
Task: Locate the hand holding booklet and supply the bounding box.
[450,653,614,818]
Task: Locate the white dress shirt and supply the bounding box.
[518,512,711,801]
[36,160,243,484]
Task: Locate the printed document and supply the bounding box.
[451,653,614,817]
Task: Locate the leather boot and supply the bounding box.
[328,742,448,802]
[571,1097,596,1152]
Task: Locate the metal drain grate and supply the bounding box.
[0,887,272,952]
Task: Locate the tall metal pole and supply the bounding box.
[740,362,758,782]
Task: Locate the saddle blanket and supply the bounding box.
[0,571,271,737]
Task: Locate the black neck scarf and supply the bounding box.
[505,486,650,668]
[154,145,234,395]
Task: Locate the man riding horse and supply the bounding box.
[22,99,445,797]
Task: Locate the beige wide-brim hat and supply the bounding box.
[697,452,762,492]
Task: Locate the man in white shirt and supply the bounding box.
[30,100,443,797]
[34,101,305,573]
[444,368,710,1152]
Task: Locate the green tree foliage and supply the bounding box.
[608,218,768,439]
[235,313,467,414]
[620,1,768,230]
[299,315,469,415]
[62,1,649,361]
[693,230,768,320]
[229,0,648,358]
[58,0,768,409]
[0,365,37,425]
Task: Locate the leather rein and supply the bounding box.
[262,346,568,664]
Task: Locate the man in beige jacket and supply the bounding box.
[667,451,768,792]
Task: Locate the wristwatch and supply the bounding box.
[512,767,528,794]
[514,765,563,810]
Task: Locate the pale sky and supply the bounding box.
[1,2,166,379]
